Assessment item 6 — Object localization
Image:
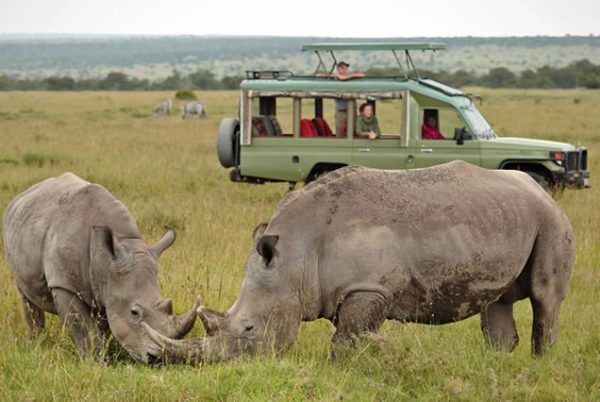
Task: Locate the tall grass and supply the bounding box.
[0,90,599,400]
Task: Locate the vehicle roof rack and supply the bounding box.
[301,42,445,80]
[301,42,445,52]
[246,70,294,80]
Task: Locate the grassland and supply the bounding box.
[0,89,599,400]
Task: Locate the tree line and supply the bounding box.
[0,69,245,91]
[1,59,600,91]
[368,59,600,89]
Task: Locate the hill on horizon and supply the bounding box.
[1,34,599,80]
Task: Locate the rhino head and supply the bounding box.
[90,226,199,363]
[141,223,305,363]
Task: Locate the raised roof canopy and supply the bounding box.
[301,42,446,52]
[302,42,446,79]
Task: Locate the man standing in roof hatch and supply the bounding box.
[332,61,365,136]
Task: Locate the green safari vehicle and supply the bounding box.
[216,42,590,189]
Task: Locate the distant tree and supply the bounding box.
[188,69,220,89]
[0,75,15,90]
[99,72,130,90]
[76,78,101,90]
[448,70,480,87]
[44,76,76,90]
[220,75,244,89]
[175,89,197,100]
[480,67,517,88]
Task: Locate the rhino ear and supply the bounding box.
[257,234,279,266]
[252,223,268,241]
[91,226,131,268]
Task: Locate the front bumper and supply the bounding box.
[552,147,590,188]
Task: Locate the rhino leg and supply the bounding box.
[51,288,104,357]
[526,225,574,355]
[19,291,45,335]
[480,301,519,352]
[331,291,391,347]
[530,299,561,355]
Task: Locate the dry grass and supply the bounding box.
[0,89,599,400]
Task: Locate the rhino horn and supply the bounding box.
[197,306,227,336]
[170,297,200,339]
[150,226,176,260]
[142,322,205,364]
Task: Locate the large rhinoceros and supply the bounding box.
[2,173,198,363]
[145,161,575,362]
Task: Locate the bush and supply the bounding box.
[175,89,197,100]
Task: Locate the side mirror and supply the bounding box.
[454,127,471,145]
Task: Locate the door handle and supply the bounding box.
[358,148,370,152]
[420,148,433,153]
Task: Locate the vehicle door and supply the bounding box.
[352,98,407,170]
[413,106,481,168]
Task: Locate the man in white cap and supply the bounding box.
[332,61,365,135]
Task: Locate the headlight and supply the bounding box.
[550,151,565,166]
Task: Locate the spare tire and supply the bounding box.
[216,118,239,168]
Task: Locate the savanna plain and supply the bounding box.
[0,89,599,400]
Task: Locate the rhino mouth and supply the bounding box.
[141,321,205,364]
[146,348,163,365]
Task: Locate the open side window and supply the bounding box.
[250,96,294,137]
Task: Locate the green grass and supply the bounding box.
[0,90,599,400]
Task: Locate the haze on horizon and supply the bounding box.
[1,0,599,38]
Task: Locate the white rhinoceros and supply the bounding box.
[2,173,198,363]
[145,161,575,363]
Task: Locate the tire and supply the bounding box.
[216,118,239,168]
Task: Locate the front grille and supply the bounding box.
[579,148,588,171]
[565,152,579,172]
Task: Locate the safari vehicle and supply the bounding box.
[216,42,590,189]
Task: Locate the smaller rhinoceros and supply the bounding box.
[181,101,206,119]
[143,161,575,363]
[2,173,198,363]
[153,98,172,117]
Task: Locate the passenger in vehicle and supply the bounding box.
[332,61,365,81]
[356,103,381,139]
[332,61,365,136]
[334,97,349,136]
[421,111,445,140]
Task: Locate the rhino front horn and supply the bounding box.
[171,297,200,339]
[142,322,205,364]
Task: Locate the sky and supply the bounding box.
[1,0,599,37]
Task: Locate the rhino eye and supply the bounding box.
[130,306,143,320]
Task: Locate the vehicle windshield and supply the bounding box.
[459,102,497,139]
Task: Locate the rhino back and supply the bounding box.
[3,172,139,308]
[268,161,560,322]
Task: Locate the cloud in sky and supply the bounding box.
[1,0,599,37]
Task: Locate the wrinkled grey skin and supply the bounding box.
[145,161,575,363]
[2,173,198,363]
[181,101,206,119]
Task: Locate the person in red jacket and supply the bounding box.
[421,114,445,140]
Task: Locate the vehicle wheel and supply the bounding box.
[216,118,239,168]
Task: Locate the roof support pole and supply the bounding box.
[405,50,420,80]
[328,50,338,75]
[392,50,408,79]
[314,51,327,75]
